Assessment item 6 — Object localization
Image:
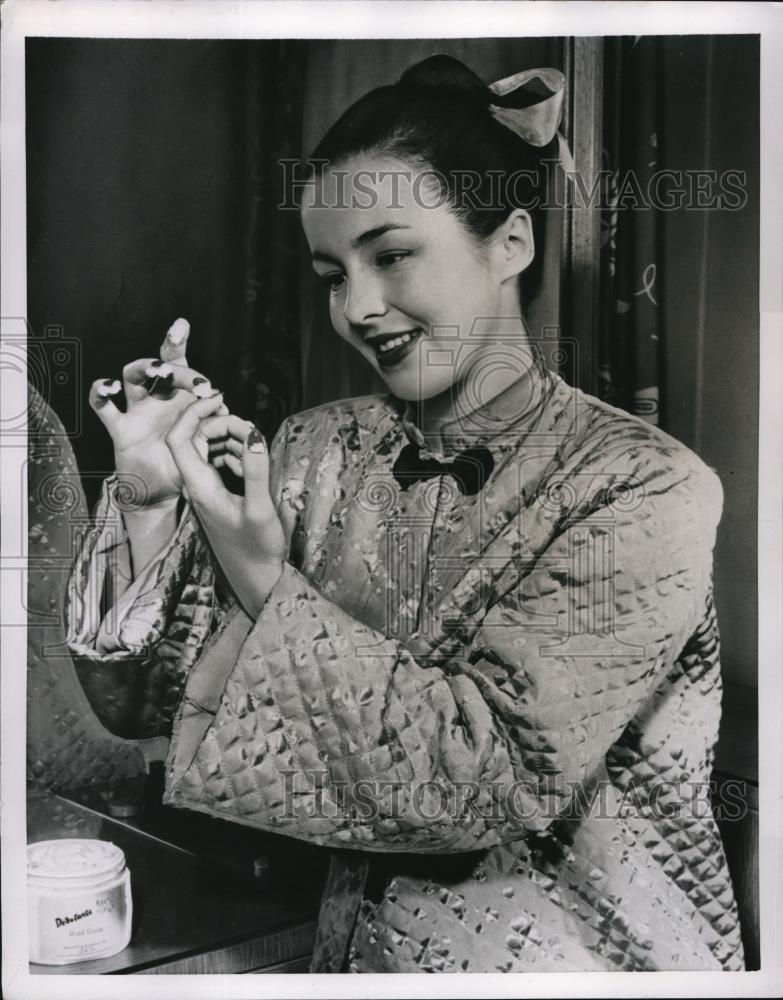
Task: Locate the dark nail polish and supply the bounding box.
[247,427,266,453]
[192,376,208,386]
[96,377,121,404]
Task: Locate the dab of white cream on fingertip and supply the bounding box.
[144,362,173,379]
[167,318,190,345]
[192,380,214,398]
[97,379,121,397]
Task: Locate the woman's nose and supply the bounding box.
[342,273,386,328]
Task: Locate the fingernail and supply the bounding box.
[97,378,121,397]
[167,318,190,345]
[247,427,266,453]
[192,378,212,398]
[145,361,173,378]
[206,388,223,399]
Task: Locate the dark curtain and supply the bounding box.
[26,39,306,506]
[235,42,305,438]
[598,36,759,689]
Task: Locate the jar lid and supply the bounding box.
[27,839,126,884]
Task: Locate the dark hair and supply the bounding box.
[308,54,558,301]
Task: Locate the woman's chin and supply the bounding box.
[380,370,455,402]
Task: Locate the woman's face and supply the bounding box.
[301,154,524,402]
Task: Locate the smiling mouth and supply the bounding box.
[368,328,423,368]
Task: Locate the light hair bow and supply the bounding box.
[489,68,575,173]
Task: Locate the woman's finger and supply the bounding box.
[120,359,214,405]
[166,390,225,450]
[159,317,190,366]
[88,378,123,431]
[123,353,212,401]
[143,362,215,397]
[198,414,255,443]
[143,361,177,399]
[208,436,245,459]
[165,391,225,506]
[241,427,275,522]
[212,452,245,478]
[122,358,159,402]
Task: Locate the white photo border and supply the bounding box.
[2,2,781,998]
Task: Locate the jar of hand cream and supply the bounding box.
[27,839,132,965]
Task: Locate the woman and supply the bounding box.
[68,55,744,972]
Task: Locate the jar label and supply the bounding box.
[29,875,131,965]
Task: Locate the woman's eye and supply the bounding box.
[320,272,345,291]
[377,251,410,268]
[316,252,409,291]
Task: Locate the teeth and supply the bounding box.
[378,331,415,352]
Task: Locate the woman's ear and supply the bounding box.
[493,209,535,282]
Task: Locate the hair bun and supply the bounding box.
[396,54,490,105]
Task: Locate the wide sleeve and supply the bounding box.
[65,478,216,737]
[67,479,213,654]
[65,421,293,737]
[163,449,724,852]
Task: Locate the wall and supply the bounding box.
[25,38,294,505]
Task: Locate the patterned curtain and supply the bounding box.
[595,31,759,693]
[599,36,662,425]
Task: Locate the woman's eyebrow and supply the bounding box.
[352,223,413,248]
[311,250,340,265]
[311,224,414,264]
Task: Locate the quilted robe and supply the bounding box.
[27,383,148,789]
[67,352,745,972]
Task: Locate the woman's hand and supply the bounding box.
[89,318,226,509]
[165,392,286,619]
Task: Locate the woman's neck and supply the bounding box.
[417,359,527,438]
[410,328,540,452]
